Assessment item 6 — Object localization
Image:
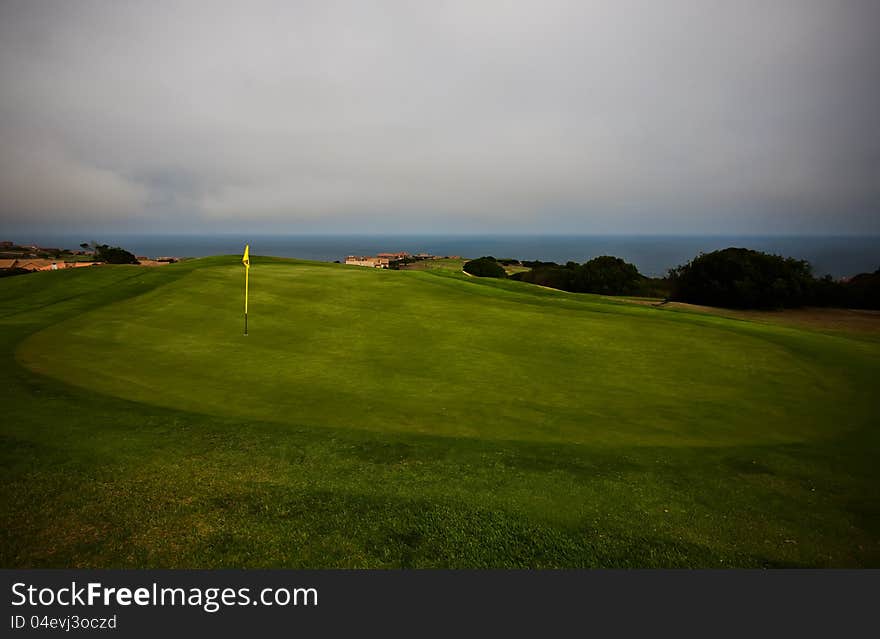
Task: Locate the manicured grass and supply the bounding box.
[1,256,878,567]
[398,257,466,272]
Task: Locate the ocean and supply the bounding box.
[8,234,880,278]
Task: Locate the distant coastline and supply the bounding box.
[2,233,878,278]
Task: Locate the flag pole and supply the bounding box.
[243,244,250,336]
[244,265,248,336]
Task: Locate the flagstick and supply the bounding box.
[244,264,249,336]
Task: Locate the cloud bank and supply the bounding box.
[1,0,878,233]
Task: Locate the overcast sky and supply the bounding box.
[1,0,878,235]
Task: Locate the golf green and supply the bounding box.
[2,256,878,567]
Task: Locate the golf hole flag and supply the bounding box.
[242,244,250,335]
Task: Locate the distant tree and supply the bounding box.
[94,244,139,265]
[635,277,672,299]
[513,255,644,295]
[841,268,880,309]
[512,264,576,290]
[463,257,507,278]
[668,248,814,309]
[811,274,847,307]
[576,256,642,295]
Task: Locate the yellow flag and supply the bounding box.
[242,244,250,269]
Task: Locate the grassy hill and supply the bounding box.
[1,256,878,567]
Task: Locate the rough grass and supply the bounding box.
[1,256,878,567]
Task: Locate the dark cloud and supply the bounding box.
[1,0,878,233]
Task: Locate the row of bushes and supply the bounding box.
[463,249,880,310]
[512,256,661,296]
[668,248,879,309]
[464,255,669,297]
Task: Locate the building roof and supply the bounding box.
[0,259,18,269]
[15,259,73,270]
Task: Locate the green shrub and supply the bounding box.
[513,255,646,295]
[94,244,139,265]
[841,268,880,309]
[577,256,642,295]
[668,248,814,309]
[463,257,507,278]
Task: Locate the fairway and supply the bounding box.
[2,257,879,567]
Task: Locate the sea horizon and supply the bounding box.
[3,232,879,278]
